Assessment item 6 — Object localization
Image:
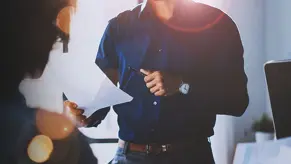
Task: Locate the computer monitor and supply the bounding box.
[264,60,291,139]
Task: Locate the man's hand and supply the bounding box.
[140,69,182,96]
[63,101,88,127]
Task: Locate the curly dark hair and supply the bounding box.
[2,0,69,98]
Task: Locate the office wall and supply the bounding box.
[265,0,291,61]
[264,0,291,116]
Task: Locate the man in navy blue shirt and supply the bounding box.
[66,0,249,163]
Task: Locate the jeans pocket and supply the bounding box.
[111,148,126,164]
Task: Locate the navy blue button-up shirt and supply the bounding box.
[95,1,249,144]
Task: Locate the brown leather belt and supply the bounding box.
[119,140,172,155]
[118,138,208,155]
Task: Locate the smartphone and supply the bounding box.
[128,66,146,76]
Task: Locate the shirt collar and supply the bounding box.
[138,1,153,20]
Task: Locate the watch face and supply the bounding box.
[180,83,189,94]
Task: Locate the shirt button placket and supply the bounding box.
[151,100,159,133]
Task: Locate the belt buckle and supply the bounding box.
[156,144,170,155]
[146,144,170,155]
[161,144,168,152]
[161,144,171,153]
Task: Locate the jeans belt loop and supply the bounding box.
[123,141,129,155]
[146,144,151,155]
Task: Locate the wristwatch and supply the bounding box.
[179,81,190,95]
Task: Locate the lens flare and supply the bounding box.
[149,0,229,33]
[36,110,75,140]
[163,13,224,33]
[27,135,53,163]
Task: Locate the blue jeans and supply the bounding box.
[111,139,215,164]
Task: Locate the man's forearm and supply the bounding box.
[190,82,248,117]
[86,107,110,127]
[182,70,249,116]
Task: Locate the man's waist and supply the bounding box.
[118,128,214,145]
[118,137,210,155]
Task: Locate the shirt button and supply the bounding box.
[153,101,158,105]
[151,129,155,132]
[158,49,162,52]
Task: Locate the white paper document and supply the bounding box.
[233,137,291,164]
[57,56,133,117]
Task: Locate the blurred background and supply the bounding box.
[19,0,291,163]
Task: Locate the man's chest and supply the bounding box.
[115,26,213,74]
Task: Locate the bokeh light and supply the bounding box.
[27,135,53,163]
[36,109,75,140]
[56,6,76,34]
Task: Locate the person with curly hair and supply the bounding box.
[1,0,97,163]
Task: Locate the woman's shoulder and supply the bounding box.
[2,103,98,164]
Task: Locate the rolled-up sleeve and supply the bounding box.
[183,13,249,117]
[95,19,118,71]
